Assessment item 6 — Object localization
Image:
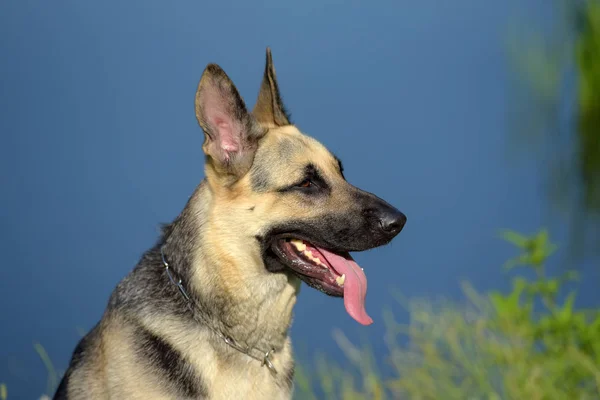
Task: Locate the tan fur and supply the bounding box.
[57,48,406,400]
[64,127,349,398]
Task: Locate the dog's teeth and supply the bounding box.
[291,239,306,251]
[336,274,346,286]
[311,256,323,265]
[304,250,313,258]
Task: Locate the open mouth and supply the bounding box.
[271,238,373,326]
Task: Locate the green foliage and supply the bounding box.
[577,0,600,212]
[0,343,60,400]
[506,0,600,257]
[296,230,600,399]
[34,343,59,397]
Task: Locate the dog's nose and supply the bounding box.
[379,209,406,235]
[363,203,407,237]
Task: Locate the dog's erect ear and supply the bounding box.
[253,47,291,127]
[195,64,265,182]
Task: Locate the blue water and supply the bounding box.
[1,1,598,398]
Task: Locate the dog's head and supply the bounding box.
[194,48,406,325]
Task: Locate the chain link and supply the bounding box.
[160,246,278,375]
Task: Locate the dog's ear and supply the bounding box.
[253,47,291,127]
[195,64,265,183]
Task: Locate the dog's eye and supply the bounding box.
[298,179,313,188]
[280,164,329,194]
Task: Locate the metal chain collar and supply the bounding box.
[160,246,278,375]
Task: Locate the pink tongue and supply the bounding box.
[317,248,373,326]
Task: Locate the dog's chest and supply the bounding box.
[182,337,294,400]
[206,366,292,400]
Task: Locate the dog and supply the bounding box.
[54,48,406,400]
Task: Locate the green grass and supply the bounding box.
[295,230,600,400]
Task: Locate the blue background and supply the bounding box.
[1,1,597,398]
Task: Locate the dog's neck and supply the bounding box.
[160,181,300,362]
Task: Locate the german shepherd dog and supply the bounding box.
[54,48,406,400]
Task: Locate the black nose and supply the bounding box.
[379,209,407,235]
